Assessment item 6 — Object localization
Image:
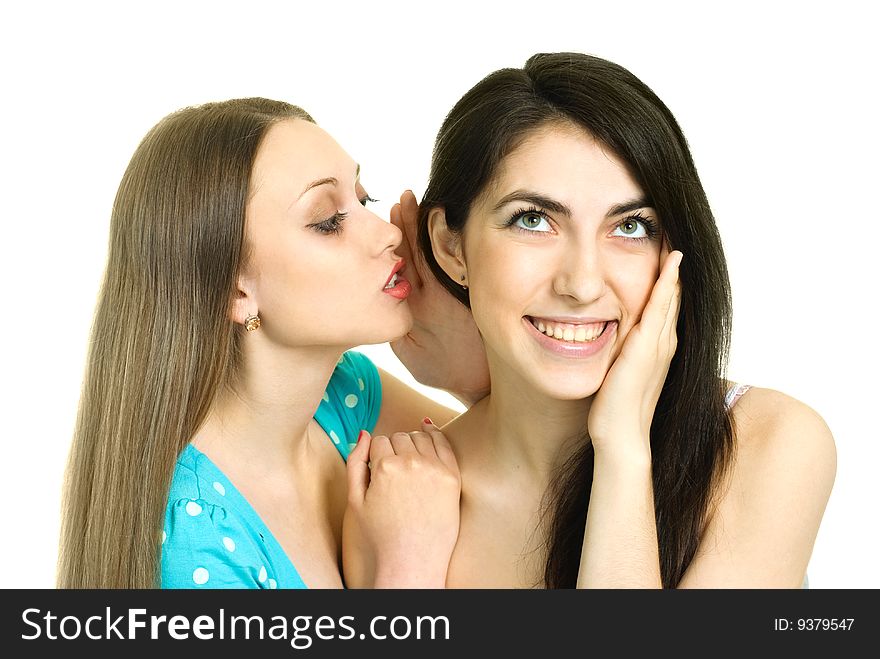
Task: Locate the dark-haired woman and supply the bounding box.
[398,52,835,587]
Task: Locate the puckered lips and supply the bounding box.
[382,258,411,300]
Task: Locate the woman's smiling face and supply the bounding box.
[450,122,664,400]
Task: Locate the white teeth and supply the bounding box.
[529,317,607,343]
[384,273,397,289]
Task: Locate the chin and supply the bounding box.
[542,380,603,401]
[359,313,413,346]
[518,361,606,401]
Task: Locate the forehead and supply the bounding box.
[487,123,642,202]
[251,118,352,190]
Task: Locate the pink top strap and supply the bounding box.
[724,382,752,409]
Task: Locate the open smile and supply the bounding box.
[523,316,617,358]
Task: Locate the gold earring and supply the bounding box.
[460,274,468,290]
[244,314,261,331]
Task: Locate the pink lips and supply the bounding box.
[522,316,617,359]
[383,258,405,289]
[382,258,411,300]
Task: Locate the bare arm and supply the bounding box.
[387,191,490,407]
[575,244,835,588]
[577,449,662,588]
[577,386,836,588]
[370,191,489,436]
[575,251,680,588]
[373,368,461,437]
[677,389,836,588]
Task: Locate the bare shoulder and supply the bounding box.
[679,386,836,587]
[373,367,461,437]
[730,386,836,480]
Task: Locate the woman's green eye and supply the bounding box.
[512,212,551,232]
[613,218,649,239]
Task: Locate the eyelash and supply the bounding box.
[309,195,378,235]
[615,210,660,242]
[311,211,348,235]
[503,206,660,242]
[502,206,550,234]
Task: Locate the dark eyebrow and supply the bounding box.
[493,190,652,218]
[492,190,571,215]
[606,197,652,217]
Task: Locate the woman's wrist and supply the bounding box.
[373,560,448,589]
[591,435,652,471]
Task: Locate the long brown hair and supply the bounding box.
[417,53,735,587]
[58,98,313,588]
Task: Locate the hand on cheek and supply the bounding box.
[587,250,683,457]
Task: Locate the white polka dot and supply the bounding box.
[193,567,209,585]
[213,481,226,496]
[329,430,341,445]
[358,378,365,391]
[185,501,202,516]
[161,530,167,545]
[322,391,329,403]
[258,566,268,583]
[344,394,358,408]
[222,537,236,552]
[268,579,277,589]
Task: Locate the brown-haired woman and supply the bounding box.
[57,98,487,588]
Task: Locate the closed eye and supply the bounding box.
[308,212,348,235]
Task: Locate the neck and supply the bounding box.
[193,340,344,474]
[454,368,592,487]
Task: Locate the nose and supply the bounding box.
[552,240,608,304]
[364,207,402,255]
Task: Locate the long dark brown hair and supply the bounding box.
[417,53,735,587]
[58,98,313,588]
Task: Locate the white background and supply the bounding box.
[1,0,876,588]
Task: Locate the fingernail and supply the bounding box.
[357,430,367,443]
[423,417,433,426]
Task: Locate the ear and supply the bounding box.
[427,207,467,283]
[229,271,259,326]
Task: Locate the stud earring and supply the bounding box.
[244,313,261,331]
[459,274,468,290]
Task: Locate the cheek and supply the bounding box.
[615,258,659,321]
[467,240,548,335]
[258,239,357,313]
[466,240,509,336]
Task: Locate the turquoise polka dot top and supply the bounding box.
[159,350,381,589]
